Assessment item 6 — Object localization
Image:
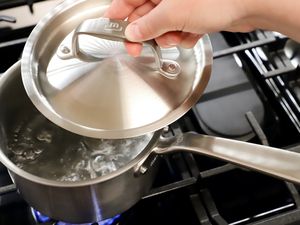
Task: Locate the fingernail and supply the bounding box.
[165,36,180,47]
[125,23,143,42]
[161,44,177,48]
[167,42,179,46]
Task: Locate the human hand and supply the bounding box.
[104,0,253,56]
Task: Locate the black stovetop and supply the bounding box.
[1,3,300,225]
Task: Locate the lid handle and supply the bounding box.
[57,18,181,79]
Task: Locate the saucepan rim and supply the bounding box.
[0,62,163,187]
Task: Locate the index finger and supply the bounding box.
[104,0,148,19]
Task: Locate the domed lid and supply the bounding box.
[21,0,212,139]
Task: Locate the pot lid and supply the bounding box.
[21,0,212,139]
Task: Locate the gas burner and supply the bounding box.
[31,208,51,223]
[31,208,121,225]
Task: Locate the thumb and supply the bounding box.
[125,3,174,42]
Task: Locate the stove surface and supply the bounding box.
[1,1,300,225]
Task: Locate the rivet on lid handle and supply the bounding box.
[56,18,181,79]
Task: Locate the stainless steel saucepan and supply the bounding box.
[1,0,300,224]
[1,62,300,223]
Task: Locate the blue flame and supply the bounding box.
[31,208,51,223]
[99,214,120,225]
[32,208,120,225]
[56,215,120,225]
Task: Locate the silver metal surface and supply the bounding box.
[155,133,300,184]
[284,39,300,68]
[3,62,300,223]
[0,15,16,23]
[0,61,162,223]
[21,0,212,139]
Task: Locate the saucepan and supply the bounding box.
[2,62,300,223]
[1,0,300,224]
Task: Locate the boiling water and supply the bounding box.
[7,113,153,182]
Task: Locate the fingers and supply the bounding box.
[155,32,182,47]
[156,32,202,48]
[124,32,202,57]
[225,24,255,33]
[104,0,148,19]
[125,1,176,42]
[124,42,143,57]
[105,1,158,57]
[105,0,202,57]
[127,1,156,21]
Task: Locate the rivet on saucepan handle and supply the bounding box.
[57,18,181,79]
[134,151,160,177]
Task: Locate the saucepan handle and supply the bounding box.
[154,132,300,184]
[57,18,181,79]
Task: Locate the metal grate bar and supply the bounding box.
[245,111,270,146]
[213,38,277,59]
[0,183,16,195]
[263,65,296,78]
[142,177,197,199]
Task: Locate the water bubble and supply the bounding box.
[15,162,24,169]
[34,148,43,155]
[92,157,117,176]
[24,150,37,160]
[36,130,53,143]
[59,172,81,182]
[75,159,87,170]
[8,112,153,182]
[11,146,23,156]
[24,136,32,141]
